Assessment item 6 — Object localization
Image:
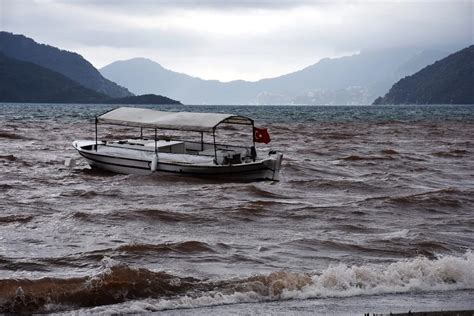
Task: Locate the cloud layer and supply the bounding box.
[1,0,472,81]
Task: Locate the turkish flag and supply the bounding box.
[254,127,271,144]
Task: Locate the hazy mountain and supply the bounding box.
[0,32,132,98]
[100,58,256,104]
[373,45,474,105]
[0,53,109,103]
[101,48,449,105]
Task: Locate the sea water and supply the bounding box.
[0,103,473,314]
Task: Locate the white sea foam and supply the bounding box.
[83,256,133,289]
[74,251,474,314]
[380,228,411,240]
[292,250,474,299]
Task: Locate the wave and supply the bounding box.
[61,190,98,198]
[138,251,472,312]
[60,189,125,198]
[284,238,416,257]
[318,132,356,140]
[0,131,25,139]
[432,149,468,158]
[356,188,472,210]
[380,149,399,155]
[0,155,17,162]
[0,214,34,224]
[1,252,472,313]
[0,154,32,166]
[0,258,201,313]
[37,241,221,269]
[245,185,287,199]
[74,167,120,177]
[0,184,15,190]
[230,200,280,218]
[71,209,206,224]
[116,241,215,254]
[289,179,378,192]
[386,188,469,208]
[341,155,395,161]
[124,208,205,223]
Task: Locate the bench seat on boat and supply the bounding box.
[97,145,214,165]
[158,153,214,165]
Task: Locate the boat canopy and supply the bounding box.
[97,107,253,133]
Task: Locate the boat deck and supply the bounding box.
[96,143,215,165]
[76,137,257,166]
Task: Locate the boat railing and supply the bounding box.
[98,138,253,158]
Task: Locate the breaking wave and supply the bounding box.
[0,252,472,313]
[0,131,25,139]
[0,214,34,224]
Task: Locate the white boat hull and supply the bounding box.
[73,141,282,181]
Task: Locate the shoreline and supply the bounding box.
[374,310,474,316]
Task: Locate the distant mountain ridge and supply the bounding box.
[0,32,132,98]
[101,58,251,104]
[0,53,181,104]
[373,45,474,105]
[0,53,109,103]
[101,48,449,105]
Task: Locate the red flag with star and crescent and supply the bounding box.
[254,127,271,144]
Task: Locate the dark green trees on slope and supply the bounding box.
[373,45,474,105]
[0,53,109,103]
[107,94,181,105]
[0,32,132,98]
[0,53,182,104]
[0,32,181,104]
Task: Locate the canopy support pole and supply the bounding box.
[140,128,143,139]
[251,121,256,161]
[251,121,256,148]
[200,132,204,151]
[212,128,217,164]
[95,117,98,151]
[154,128,157,155]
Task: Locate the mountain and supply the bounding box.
[0,53,109,103]
[0,32,132,98]
[373,45,474,105]
[101,48,449,105]
[0,53,181,104]
[101,58,255,105]
[105,94,181,105]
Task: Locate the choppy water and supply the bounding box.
[1,103,473,314]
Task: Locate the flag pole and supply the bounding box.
[251,121,256,161]
[212,127,217,164]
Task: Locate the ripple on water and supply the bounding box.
[1,105,473,313]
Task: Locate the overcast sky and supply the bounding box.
[1,0,472,81]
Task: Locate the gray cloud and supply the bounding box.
[55,0,327,11]
[1,0,472,80]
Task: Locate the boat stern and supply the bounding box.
[264,151,283,181]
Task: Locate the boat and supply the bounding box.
[73,107,283,181]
